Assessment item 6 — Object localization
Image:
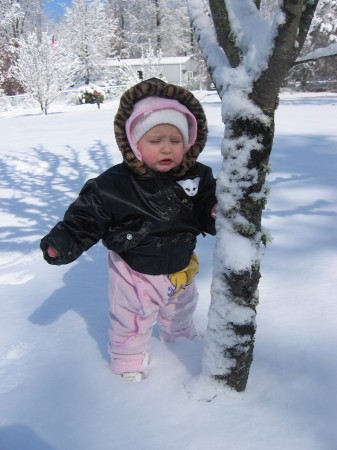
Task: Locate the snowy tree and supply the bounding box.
[0,0,46,40]
[103,0,130,58]
[0,0,52,94]
[60,0,117,84]
[153,0,192,56]
[107,0,157,58]
[187,0,321,393]
[10,31,77,114]
[289,0,337,88]
[0,0,22,36]
[0,0,24,94]
[107,0,192,58]
[138,41,164,80]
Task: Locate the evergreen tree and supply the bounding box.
[106,0,192,58]
[153,0,192,56]
[60,0,117,84]
[0,0,54,94]
[0,0,23,93]
[120,0,157,58]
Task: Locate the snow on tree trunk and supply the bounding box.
[188,0,319,393]
[203,114,274,391]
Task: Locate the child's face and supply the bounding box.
[137,124,185,172]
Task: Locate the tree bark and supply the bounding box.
[209,0,241,68]
[251,0,319,114]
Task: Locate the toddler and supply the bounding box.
[41,77,217,382]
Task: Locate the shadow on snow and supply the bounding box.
[1,131,336,366]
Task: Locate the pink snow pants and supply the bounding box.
[107,251,198,374]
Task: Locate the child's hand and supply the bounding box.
[47,245,60,258]
[211,204,217,219]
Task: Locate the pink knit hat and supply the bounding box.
[125,96,198,161]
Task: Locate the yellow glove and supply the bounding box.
[169,253,199,296]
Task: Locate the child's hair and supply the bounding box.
[125,96,198,161]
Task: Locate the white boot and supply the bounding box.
[121,371,143,383]
[121,352,149,383]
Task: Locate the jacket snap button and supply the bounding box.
[126,233,133,240]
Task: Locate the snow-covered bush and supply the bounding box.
[77,85,105,104]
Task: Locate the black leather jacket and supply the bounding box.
[41,78,217,274]
[41,161,216,274]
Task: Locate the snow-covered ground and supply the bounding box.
[0,91,336,450]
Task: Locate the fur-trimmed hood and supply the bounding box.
[114,78,208,177]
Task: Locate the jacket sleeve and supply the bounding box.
[40,180,112,265]
[193,165,217,235]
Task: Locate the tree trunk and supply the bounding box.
[203,114,275,392]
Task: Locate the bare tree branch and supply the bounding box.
[296,0,320,54]
[250,0,306,114]
[293,42,337,66]
[209,0,241,68]
[254,0,261,10]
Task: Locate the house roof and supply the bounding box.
[105,56,192,67]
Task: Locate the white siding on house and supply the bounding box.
[104,56,198,86]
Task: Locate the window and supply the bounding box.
[187,71,194,81]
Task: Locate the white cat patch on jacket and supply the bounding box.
[177,177,200,197]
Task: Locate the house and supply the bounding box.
[104,56,198,86]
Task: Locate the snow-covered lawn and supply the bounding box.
[0,91,336,450]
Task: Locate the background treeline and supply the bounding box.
[0,0,336,96]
